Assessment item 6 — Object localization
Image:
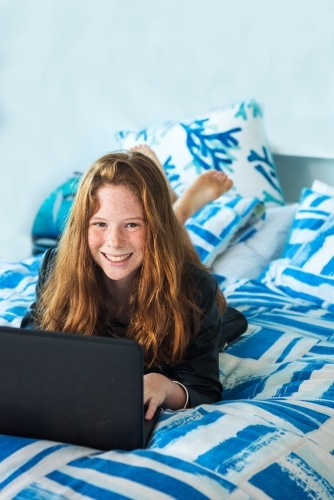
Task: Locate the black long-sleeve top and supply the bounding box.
[21,248,224,407]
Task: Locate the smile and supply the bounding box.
[103,253,132,262]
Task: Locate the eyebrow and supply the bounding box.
[90,216,145,221]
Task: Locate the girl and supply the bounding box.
[22,151,242,420]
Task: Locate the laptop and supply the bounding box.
[0,326,161,451]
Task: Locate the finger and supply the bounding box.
[144,399,158,421]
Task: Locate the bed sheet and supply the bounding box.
[0,258,333,499]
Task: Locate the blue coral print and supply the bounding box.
[234,99,263,120]
[163,155,185,194]
[248,147,285,205]
[181,119,242,174]
[117,129,148,143]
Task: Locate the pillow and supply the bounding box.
[32,174,81,254]
[312,179,334,197]
[116,98,285,207]
[281,186,334,260]
[212,204,298,285]
[185,195,265,266]
[289,215,334,274]
[260,216,334,312]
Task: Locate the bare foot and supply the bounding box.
[174,171,233,223]
[130,144,177,203]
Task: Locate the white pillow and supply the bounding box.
[212,204,297,284]
[116,98,285,207]
[312,179,334,197]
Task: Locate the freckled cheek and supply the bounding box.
[135,230,146,252]
[88,230,103,252]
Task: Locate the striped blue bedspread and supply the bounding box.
[0,257,333,499]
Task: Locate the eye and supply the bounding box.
[126,222,138,228]
[94,222,107,228]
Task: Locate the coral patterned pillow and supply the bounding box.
[116,99,284,207]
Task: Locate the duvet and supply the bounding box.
[0,256,333,499]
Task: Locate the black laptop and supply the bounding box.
[0,326,161,451]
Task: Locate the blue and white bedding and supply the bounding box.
[1,175,334,499]
[0,249,333,499]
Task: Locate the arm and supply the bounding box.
[20,247,57,329]
[144,269,223,418]
[165,270,223,408]
[144,373,188,420]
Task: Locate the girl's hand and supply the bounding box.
[144,373,188,420]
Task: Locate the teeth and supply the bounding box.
[105,253,131,262]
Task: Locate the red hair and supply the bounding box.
[38,151,226,367]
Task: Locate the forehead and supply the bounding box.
[94,184,143,216]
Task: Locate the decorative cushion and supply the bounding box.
[289,215,334,275]
[260,215,334,312]
[32,174,81,254]
[281,186,334,260]
[185,195,265,266]
[116,99,285,207]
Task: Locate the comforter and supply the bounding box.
[0,256,333,499]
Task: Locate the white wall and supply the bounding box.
[1,0,334,259]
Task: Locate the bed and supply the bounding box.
[1,99,334,499]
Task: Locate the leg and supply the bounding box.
[130,144,233,224]
[173,171,233,223]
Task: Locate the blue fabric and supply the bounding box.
[185,195,265,265]
[260,216,334,313]
[0,256,334,498]
[281,187,334,259]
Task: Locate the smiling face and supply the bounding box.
[88,184,146,293]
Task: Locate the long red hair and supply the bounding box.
[37,151,226,367]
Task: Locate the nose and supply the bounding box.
[106,226,125,248]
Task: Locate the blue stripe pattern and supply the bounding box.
[185,196,265,265]
[260,215,334,315]
[281,188,334,259]
[0,245,334,498]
